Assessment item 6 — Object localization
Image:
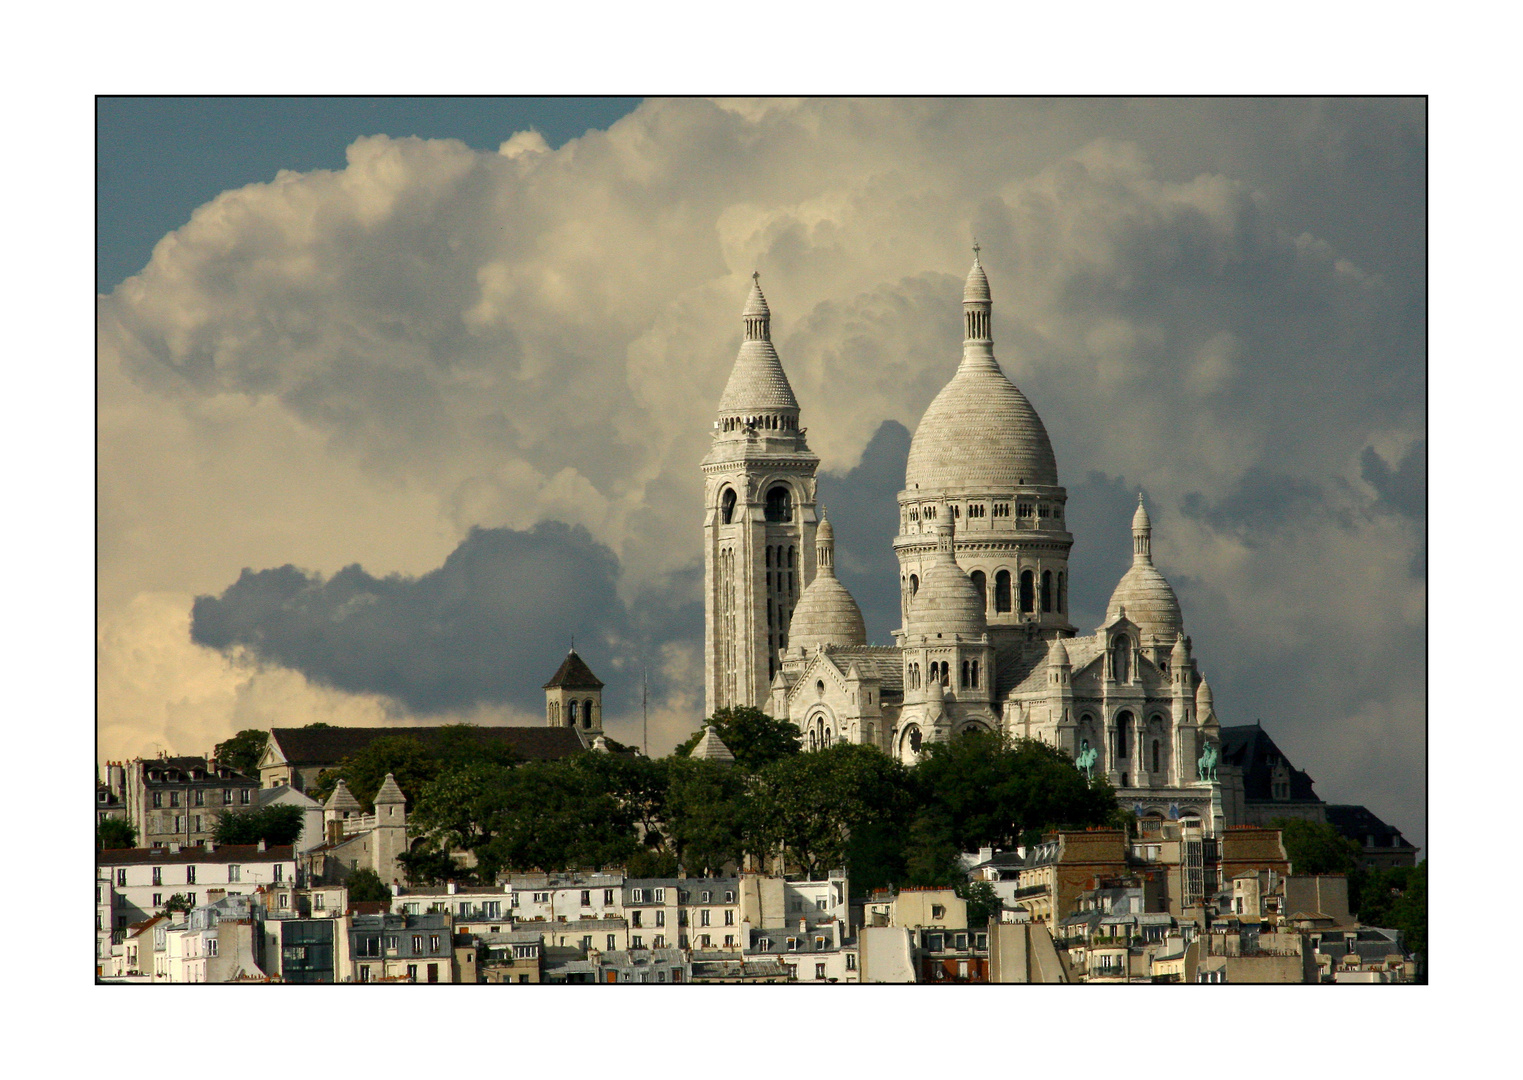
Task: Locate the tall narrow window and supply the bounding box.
[1041,570,1053,613]
[994,570,1011,613]
[970,570,987,613]
[1115,712,1132,759]
[1152,740,1161,773]
[910,574,919,595]
[1057,572,1066,613]
[721,488,737,524]
[1112,636,1131,683]
[569,700,579,725]
[961,660,970,688]
[971,660,979,687]
[1020,571,1035,613]
[764,485,792,522]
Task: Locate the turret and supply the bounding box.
[372,772,407,886]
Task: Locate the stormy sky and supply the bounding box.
[97,98,1426,849]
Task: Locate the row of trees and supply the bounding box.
[310,709,1120,895]
[1273,817,1427,965]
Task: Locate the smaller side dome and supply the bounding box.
[1048,636,1071,667]
[963,251,991,303]
[908,523,987,639]
[1132,493,1151,531]
[788,514,866,650]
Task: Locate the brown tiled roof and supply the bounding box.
[541,650,604,690]
[97,844,295,866]
[268,725,586,767]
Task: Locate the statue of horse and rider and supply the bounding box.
[1197,741,1218,782]
[1075,739,1098,780]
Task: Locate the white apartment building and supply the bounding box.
[97,842,297,930]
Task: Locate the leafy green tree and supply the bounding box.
[97,818,137,850]
[673,706,802,770]
[751,743,915,880]
[471,760,640,874]
[626,848,681,877]
[914,731,1117,850]
[213,728,268,777]
[161,893,194,915]
[901,807,963,887]
[213,804,305,847]
[345,867,393,903]
[1272,817,1362,877]
[957,879,1002,928]
[1350,860,1426,971]
[309,735,439,809]
[665,757,753,875]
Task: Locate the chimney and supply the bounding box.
[204,839,215,853]
[257,839,266,852]
[447,881,457,895]
[169,842,181,853]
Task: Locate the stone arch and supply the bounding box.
[970,569,987,613]
[764,484,793,522]
[897,723,924,762]
[720,486,737,525]
[994,569,1012,613]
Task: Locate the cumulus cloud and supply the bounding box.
[99,99,1425,843]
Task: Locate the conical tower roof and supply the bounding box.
[543,649,604,690]
[374,772,407,806]
[324,779,362,813]
[717,274,799,413]
[691,724,735,764]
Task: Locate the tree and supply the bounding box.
[214,804,305,847]
[213,728,268,778]
[665,757,753,876]
[471,760,640,874]
[345,867,392,903]
[914,731,1117,851]
[161,893,194,915]
[674,706,802,770]
[901,807,963,887]
[97,818,137,850]
[309,735,439,809]
[1272,817,1362,877]
[957,879,1002,928]
[1349,860,1426,974]
[751,743,916,880]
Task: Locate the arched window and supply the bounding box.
[721,488,737,525]
[1020,571,1035,613]
[961,660,970,688]
[970,570,987,613]
[1057,572,1066,613]
[910,574,919,595]
[971,659,979,687]
[764,485,792,522]
[1041,570,1053,613]
[1115,711,1132,758]
[1152,740,1161,773]
[788,546,795,568]
[994,570,1012,613]
[569,700,580,726]
[940,662,950,687]
[1112,636,1131,683]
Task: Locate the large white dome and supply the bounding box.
[905,355,1059,491]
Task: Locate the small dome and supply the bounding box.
[789,566,866,652]
[963,255,991,304]
[1170,632,1189,662]
[1196,677,1214,708]
[1132,495,1151,531]
[816,516,834,542]
[742,275,771,318]
[1048,636,1071,667]
[908,542,987,639]
[1105,562,1184,642]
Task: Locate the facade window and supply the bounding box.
[1041,570,1053,613]
[533,892,549,903]
[630,888,643,903]
[608,935,617,950]
[207,939,218,957]
[994,570,1012,612]
[702,890,711,903]
[581,890,591,907]
[483,901,500,919]
[406,964,417,982]
[816,963,826,980]
[632,935,644,949]
[117,869,126,886]
[170,791,180,808]
[413,935,423,952]
[655,910,666,927]
[152,792,162,808]
[764,485,793,522]
[654,888,665,902]
[846,953,857,971]
[632,910,642,928]
[931,905,946,920]
[240,789,250,804]
[152,893,162,908]
[654,934,666,949]
[701,935,712,948]
[223,789,232,805]
[724,909,735,926]
[430,935,440,952]
[1152,740,1161,773]
[1020,570,1035,613]
[1057,571,1066,612]
[313,893,325,910]
[604,889,615,905]
[186,866,195,884]
[725,935,735,947]
[227,865,241,883]
[721,488,737,524]
[152,867,162,886]
[700,909,711,927]
[193,789,204,807]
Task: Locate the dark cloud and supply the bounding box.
[816,421,912,645]
[191,523,636,716]
[1179,467,1329,542]
[1362,439,1425,522]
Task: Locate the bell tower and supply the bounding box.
[702,274,819,714]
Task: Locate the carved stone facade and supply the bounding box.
[707,256,1228,833]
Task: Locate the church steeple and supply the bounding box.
[743,271,771,341]
[963,242,992,343]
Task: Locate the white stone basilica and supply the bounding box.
[702,256,1225,832]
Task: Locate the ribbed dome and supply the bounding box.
[908,535,987,639]
[1048,636,1071,667]
[717,277,798,413]
[1106,562,1184,642]
[789,569,867,650]
[789,514,866,650]
[905,357,1058,491]
[1132,497,1152,531]
[963,256,991,303]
